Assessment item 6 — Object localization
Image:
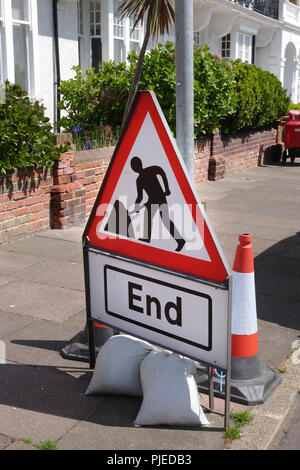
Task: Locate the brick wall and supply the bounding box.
[50,148,113,229]
[0,126,281,243]
[206,127,281,182]
[0,168,53,244]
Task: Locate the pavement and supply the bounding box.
[0,160,299,451]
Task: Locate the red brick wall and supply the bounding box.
[50,148,113,229]
[0,168,53,244]
[0,126,281,242]
[207,128,281,181]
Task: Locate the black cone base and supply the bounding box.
[61,326,115,363]
[196,362,281,406]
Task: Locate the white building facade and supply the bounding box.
[0,0,300,126]
[193,0,300,104]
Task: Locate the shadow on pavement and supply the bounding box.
[0,362,223,432]
[254,231,300,332]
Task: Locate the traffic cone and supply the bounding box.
[197,233,281,405]
[61,322,115,363]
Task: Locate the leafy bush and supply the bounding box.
[59,43,237,137]
[288,101,300,111]
[130,42,177,134]
[0,81,69,174]
[223,61,289,134]
[58,62,134,132]
[58,43,289,140]
[193,46,237,135]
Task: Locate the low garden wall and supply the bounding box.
[0,126,282,243]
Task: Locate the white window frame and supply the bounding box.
[89,0,102,70]
[0,0,38,97]
[193,31,201,48]
[113,0,126,63]
[90,0,101,38]
[221,33,231,61]
[12,0,31,93]
[129,15,140,54]
[0,0,4,84]
[236,32,252,64]
[78,0,84,37]
[113,0,142,63]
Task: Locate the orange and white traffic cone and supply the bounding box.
[196,233,281,405]
[229,233,281,404]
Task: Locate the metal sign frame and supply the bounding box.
[83,239,232,430]
[81,90,232,429]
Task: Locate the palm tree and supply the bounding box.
[115,0,175,128]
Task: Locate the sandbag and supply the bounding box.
[85,334,154,397]
[134,350,209,427]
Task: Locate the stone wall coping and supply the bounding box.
[76,146,115,164]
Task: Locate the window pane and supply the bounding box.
[0,28,3,84]
[13,24,28,91]
[90,0,101,37]
[130,42,140,54]
[77,0,83,36]
[91,37,102,71]
[12,0,29,21]
[95,0,101,12]
[114,38,125,63]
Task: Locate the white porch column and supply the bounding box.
[3,0,14,83]
[106,0,114,61]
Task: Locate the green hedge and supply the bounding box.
[0,81,69,174]
[223,61,290,133]
[58,43,289,140]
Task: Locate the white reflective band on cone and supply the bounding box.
[232,271,257,336]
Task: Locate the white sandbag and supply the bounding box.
[85,334,154,397]
[134,350,209,427]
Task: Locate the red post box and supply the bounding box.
[282,110,300,165]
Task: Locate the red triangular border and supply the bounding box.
[85,92,229,283]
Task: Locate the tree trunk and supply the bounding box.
[121,26,151,129]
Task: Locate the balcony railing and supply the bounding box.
[230,0,279,19]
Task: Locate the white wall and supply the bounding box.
[36,0,78,125]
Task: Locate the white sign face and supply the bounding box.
[88,250,229,369]
[99,112,210,261]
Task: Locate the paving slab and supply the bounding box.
[256,294,300,331]
[0,280,85,322]
[13,258,85,292]
[3,439,37,450]
[0,249,40,274]
[0,362,101,442]
[257,319,298,369]
[0,433,14,450]
[4,318,88,368]
[0,309,35,340]
[39,225,85,244]
[0,275,12,287]
[57,397,225,451]
[8,236,83,264]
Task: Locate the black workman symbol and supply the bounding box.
[130,156,186,252]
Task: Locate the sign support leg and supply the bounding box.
[208,367,214,410]
[224,275,233,430]
[88,319,96,370]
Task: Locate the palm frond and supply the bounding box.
[115,0,175,39]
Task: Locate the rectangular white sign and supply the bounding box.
[88,250,229,369]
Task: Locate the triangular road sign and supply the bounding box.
[84,91,229,283]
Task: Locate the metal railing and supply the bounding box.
[230,0,279,19]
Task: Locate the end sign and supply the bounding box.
[83,91,231,371]
[87,249,229,369]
